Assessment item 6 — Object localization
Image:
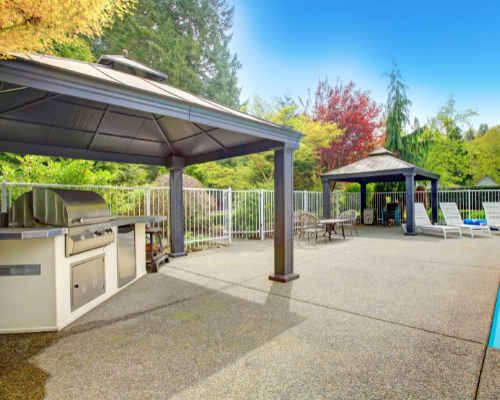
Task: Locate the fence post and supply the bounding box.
[1,181,6,213]
[336,191,339,218]
[146,185,151,216]
[260,189,264,240]
[468,189,471,220]
[304,190,308,212]
[228,188,232,244]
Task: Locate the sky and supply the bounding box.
[228,0,500,130]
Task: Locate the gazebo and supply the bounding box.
[0,53,304,282]
[320,148,441,235]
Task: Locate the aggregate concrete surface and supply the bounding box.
[1,226,499,399]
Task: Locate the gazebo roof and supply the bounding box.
[320,148,440,183]
[0,53,304,166]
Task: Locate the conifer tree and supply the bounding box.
[90,0,242,108]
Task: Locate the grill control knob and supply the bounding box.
[80,235,86,241]
[92,231,101,238]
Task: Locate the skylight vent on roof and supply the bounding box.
[97,52,168,82]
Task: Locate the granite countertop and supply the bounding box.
[0,216,167,240]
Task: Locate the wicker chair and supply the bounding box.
[299,212,327,245]
[335,210,359,236]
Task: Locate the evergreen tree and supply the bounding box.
[382,61,427,165]
[89,0,241,109]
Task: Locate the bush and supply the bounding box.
[344,183,375,205]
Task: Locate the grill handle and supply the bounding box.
[71,216,117,224]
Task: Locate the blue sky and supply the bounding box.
[229,0,499,129]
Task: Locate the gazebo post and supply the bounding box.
[360,182,367,220]
[322,180,331,219]
[269,147,299,283]
[166,156,188,257]
[431,180,439,224]
[404,172,417,235]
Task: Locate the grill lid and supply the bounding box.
[31,188,112,227]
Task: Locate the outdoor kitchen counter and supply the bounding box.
[113,215,167,227]
[0,216,167,240]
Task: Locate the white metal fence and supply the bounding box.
[2,181,500,246]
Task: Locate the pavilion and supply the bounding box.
[0,53,304,282]
[320,148,441,235]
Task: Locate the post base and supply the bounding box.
[404,232,418,236]
[168,252,188,258]
[268,273,300,283]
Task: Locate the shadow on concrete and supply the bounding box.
[26,276,305,399]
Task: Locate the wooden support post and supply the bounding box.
[269,147,298,283]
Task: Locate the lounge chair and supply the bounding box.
[414,203,462,238]
[483,202,500,231]
[440,202,491,237]
[298,212,327,245]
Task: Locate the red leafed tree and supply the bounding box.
[307,78,385,179]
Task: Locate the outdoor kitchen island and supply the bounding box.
[0,188,167,334]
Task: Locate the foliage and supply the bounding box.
[304,77,384,183]
[95,162,149,186]
[239,94,342,190]
[89,0,241,108]
[468,126,500,184]
[0,153,19,170]
[423,97,477,187]
[478,124,489,137]
[382,61,428,165]
[1,155,114,185]
[240,95,297,183]
[289,115,343,190]
[0,0,135,58]
[344,183,375,205]
[52,37,95,62]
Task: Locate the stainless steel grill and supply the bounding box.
[9,188,116,256]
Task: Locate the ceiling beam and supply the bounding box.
[152,115,175,156]
[87,105,111,150]
[186,139,284,166]
[0,92,60,116]
[0,139,166,166]
[193,122,226,151]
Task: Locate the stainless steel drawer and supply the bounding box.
[71,255,105,311]
[118,225,136,288]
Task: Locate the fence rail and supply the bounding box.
[2,181,500,248]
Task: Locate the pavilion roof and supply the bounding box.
[320,148,440,182]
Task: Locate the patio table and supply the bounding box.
[319,219,346,240]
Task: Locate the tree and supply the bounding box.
[52,37,95,62]
[289,115,343,190]
[90,0,242,108]
[1,155,114,186]
[304,78,384,184]
[241,94,342,189]
[468,126,500,183]
[0,0,135,58]
[423,97,477,187]
[382,61,428,165]
[478,124,489,137]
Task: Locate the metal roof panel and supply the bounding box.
[171,134,221,157]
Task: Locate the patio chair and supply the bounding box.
[413,203,462,238]
[382,202,400,227]
[298,212,327,245]
[440,202,491,238]
[483,202,500,232]
[336,210,359,236]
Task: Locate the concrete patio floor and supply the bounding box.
[1,226,500,399]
